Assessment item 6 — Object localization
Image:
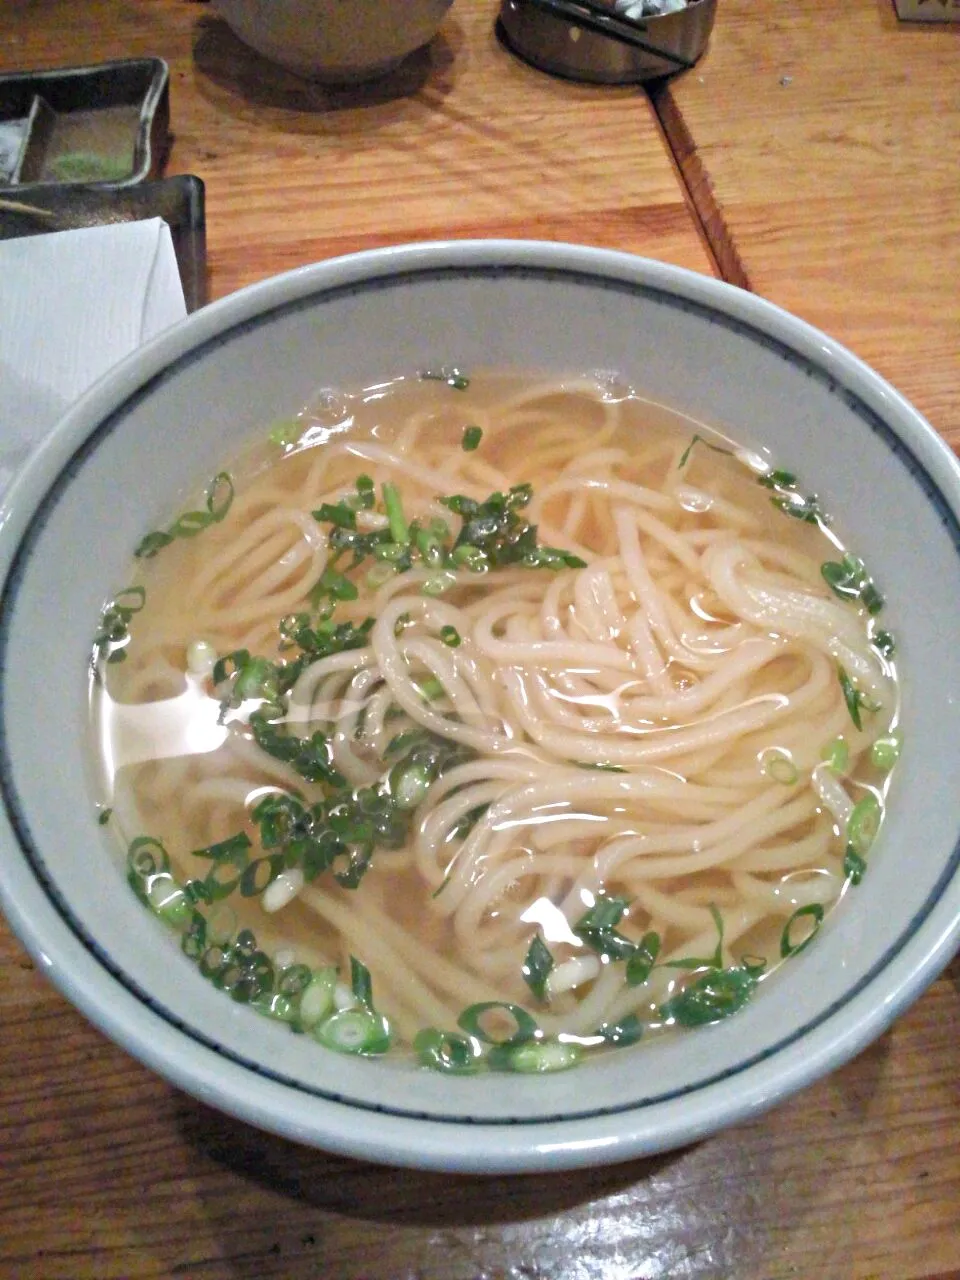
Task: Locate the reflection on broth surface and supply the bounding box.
[91,371,901,1073]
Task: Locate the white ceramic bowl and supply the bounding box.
[2,241,960,1173]
[213,0,454,82]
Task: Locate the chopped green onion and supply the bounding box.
[420,367,470,390]
[311,565,359,604]
[135,472,234,558]
[276,963,313,997]
[440,625,462,648]
[844,844,867,886]
[218,948,275,1004]
[350,955,374,1008]
[382,482,409,545]
[870,732,902,771]
[678,433,734,468]
[268,418,301,447]
[457,1001,538,1047]
[659,965,759,1027]
[838,665,865,730]
[872,629,896,659]
[418,676,445,701]
[93,586,146,664]
[780,904,825,958]
[391,761,432,809]
[147,875,192,927]
[846,793,882,856]
[521,933,554,1002]
[127,835,170,880]
[505,1039,583,1073]
[595,1015,645,1047]
[861,582,884,615]
[415,527,443,566]
[757,468,797,489]
[422,570,458,596]
[625,932,661,986]
[821,554,864,600]
[198,944,230,982]
[771,489,825,524]
[298,968,337,1028]
[313,501,357,529]
[820,737,849,774]
[97,807,113,826]
[413,1028,483,1074]
[762,748,799,785]
[181,912,207,960]
[314,1008,391,1055]
[365,563,396,589]
[573,895,636,962]
[252,992,297,1022]
[374,542,407,563]
[462,425,483,451]
[450,544,488,572]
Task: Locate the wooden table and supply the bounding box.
[651,0,960,448]
[2,2,959,1277]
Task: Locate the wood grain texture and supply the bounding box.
[1,0,714,295]
[652,0,960,448]
[2,939,960,1279]
[2,3,960,1279]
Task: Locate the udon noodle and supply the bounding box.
[92,371,901,1071]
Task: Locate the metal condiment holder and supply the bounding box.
[498,0,717,84]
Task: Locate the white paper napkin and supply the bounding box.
[0,217,187,496]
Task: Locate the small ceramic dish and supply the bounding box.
[0,58,169,190]
[1,241,959,1172]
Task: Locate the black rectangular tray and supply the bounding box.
[0,175,207,312]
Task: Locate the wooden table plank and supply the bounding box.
[3,928,960,1279]
[652,0,960,448]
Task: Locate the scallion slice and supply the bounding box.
[521,933,554,1002]
[462,425,483,451]
[298,968,338,1029]
[844,844,867,886]
[820,736,849,774]
[780,904,825,959]
[382,482,409,544]
[846,794,882,856]
[413,1028,483,1074]
[838,665,874,731]
[506,1039,583,1073]
[147,875,192,927]
[595,1015,645,1047]
[761,748,798,785]
[659,965,758,1027]
[350,955,374,1008]
[314,1009,391,1055]
[457,1001,538,1047]
[870,732,902,771]
[625,932,661,986]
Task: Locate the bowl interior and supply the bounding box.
[2,244,960,1166]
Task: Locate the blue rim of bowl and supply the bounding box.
[2,255,960,1127]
